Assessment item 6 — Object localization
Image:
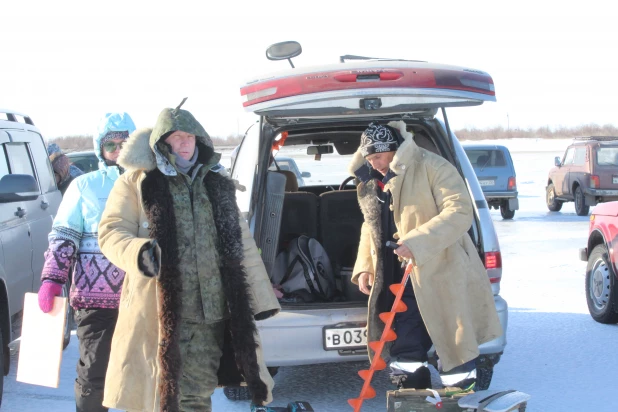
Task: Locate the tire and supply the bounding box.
[574,186,590,216]
[223,386,251,401]
[585,245,618,324]
[475,356,494,391]
[62,283,73,350]
[546,183,563,212]
[0,328,4,407]
[500,201,515,219]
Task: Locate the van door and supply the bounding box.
[567,147,587,195]
[0,133,36,317]
[555,148,574,196]
[231,122,261,219]
[9,130,60,292]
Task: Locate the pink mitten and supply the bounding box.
[38,281,63,313]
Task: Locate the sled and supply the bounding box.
[458,390,530,412]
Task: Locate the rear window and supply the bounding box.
[596,147,618,166]
[464,149,506,168]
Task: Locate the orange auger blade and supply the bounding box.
[349,263,414,411]
[382,327,397,342]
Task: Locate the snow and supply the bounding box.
[5,139,618,411]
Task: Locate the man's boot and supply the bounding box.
[389,360,432,390]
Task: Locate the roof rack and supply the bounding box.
[573,136,618,142]
[0,109,35,126]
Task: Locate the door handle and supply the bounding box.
[15,207,26,218]
[41,200,49,210]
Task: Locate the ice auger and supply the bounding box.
[348,262,413,412]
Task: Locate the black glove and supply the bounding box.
[139,240,160,278]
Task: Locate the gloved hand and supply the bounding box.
[139,240,160,278]
[38,280,63,313]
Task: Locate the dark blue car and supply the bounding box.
[463,144,518,219]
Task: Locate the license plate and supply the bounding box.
[323,326,367,350]
[479,180,495,186]
[613,176,618,184]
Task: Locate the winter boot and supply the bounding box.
[389,360,432,390]
[438,358,477,390]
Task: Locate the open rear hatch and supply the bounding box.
[241,60,496,121]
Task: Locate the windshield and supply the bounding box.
[272,145,354,187]
[596,147,618,166]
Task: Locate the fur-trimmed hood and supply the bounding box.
[347,120,421,177]
[118,127,222,175]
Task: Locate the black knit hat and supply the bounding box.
[359,122,401,157]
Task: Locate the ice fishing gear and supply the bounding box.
[251,401,314,412]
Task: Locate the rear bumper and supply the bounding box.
[257,295,509,367]
[483,191,518,199]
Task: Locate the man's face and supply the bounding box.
[365,151,396,176]
[101,138,125,163]
[165,131,196,161]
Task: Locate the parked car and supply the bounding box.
[228,42,508,399]
[547,136,618,216]
[0,109,65,405]
[463,144,518,219]
[66,150,98,173]
[579,201,618,323]
[268,156,311,187]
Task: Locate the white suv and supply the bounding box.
[228,43,508,399]
[0,109,63,405]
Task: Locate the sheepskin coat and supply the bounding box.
[349,121,502,372]
[98,127,280,411]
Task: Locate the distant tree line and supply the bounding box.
[49,124,618,151]
[48,134,244,152]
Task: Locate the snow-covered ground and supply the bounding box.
[5,138,618,411]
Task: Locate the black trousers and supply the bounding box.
[389,285,433,362]
[74,308,118,412]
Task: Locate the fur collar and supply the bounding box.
[347,120,420,176]
[118,128,157,171]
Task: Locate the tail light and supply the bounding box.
[484,251,502,283]
[591,175,600,189]
[507,177,516,191]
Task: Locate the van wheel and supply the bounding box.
[499,202,515,219]
[0,328,4,407]
[586,245,618,324]
[223,386,251,401]
[546,183,563,211]
[574,186,590,216]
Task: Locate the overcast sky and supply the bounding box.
[2,0,616,139]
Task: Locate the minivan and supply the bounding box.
[227,42,508,400]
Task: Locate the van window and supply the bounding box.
[563,148,575,165]
[596,147,618,166]
[5,143,36,177]
[0,147,9,179]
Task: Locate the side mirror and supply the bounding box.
[554,156,561,167]
[266,41,302,68]
[301,171,311,178]
[0,174,39,203]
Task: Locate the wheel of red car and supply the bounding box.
[574,186,590,216]
[585,244,618,324]
[546,183,563,212]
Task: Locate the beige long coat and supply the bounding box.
[349,121,502,372]
[98,128,280,411]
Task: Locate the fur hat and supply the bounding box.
[359,122,401,157]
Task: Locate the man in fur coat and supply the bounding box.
[98,100,280,411]
[348,121,502,390]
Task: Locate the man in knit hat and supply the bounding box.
[347,121,501,391]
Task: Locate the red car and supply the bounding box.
[580,201,618,323]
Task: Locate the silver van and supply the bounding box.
[228,43,508,399]
[0,109,63,405]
